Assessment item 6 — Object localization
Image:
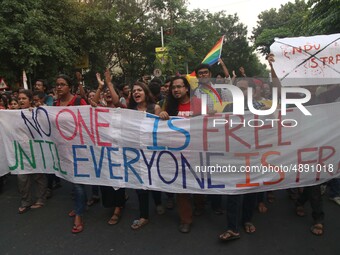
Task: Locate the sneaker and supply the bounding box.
[156,205,165,215]
[329,196,340,206]
[178,223,191,233]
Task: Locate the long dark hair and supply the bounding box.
[56,74,73,85]
[18,89,33,107]
[165,76,191,116]
[128,81,155,110]
[55,74,74,92]
[0,94,8,108]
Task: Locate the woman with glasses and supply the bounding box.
[54,75,88,233]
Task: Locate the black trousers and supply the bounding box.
[136,190,162,219]
[296,185,324,224]
[100,186,126,208]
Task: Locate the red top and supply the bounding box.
[177,96,201,118]
[55,95,87,106]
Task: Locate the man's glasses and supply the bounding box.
[55,83,69,88]
[171,85,185,90]
[197,70,209,76]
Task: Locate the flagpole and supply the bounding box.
[217,35,225,64]
[219,35,225,58]
[161,26,164,48]
[23,70,28,90]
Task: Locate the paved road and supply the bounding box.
[0,175,339,255]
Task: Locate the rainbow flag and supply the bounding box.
[186,36,225,105]
[201,35,225,65]
[188,35,225,77]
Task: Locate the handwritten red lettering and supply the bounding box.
[235,153,260,188]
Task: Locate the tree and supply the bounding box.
[303,0,340,35]
[156,8,267,76]
[0,0,83,87]
[0,0,268,87]
[251,0,308,56]
[81,0,159,82]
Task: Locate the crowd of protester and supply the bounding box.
[0,56,339,240]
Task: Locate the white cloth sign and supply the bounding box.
[270,33,340,86]
[0,105,339,194]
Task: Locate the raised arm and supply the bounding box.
[218,58,230,78]
[93,72,105,104]
[267,53,281,89]
[231,70,237,85]
[104,69,119,106]
[75,71,86,99]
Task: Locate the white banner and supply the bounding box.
[0,105,339,194]
[270,33,340,86]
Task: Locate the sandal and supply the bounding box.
[244,222,256,234]
[156,205,165,215]
[310,224,323,236]
[267,191,275,203]
[18,206,31,214]
[258,202,268,213]
[219,230,240,241]
[87,197,100,207]
[131,218,149,230]
[108,213,120,225]
[72,224,84,234]
[30,203,44,209]
[296,206,306,217]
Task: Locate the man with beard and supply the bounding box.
[34,79,54,106]
[159,76,203,233]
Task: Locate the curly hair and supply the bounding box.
[165,76,191,116]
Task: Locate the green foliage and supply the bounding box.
[251,0,308,55]
[161,9,265,77]
[252,0,340,57]
[0,0,82,86]
[5,0,315,88]
[303,0,340,35]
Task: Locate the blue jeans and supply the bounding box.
[74,184,87,216]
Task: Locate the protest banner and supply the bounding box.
[0,104,339,194]
[270,33,340,86]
